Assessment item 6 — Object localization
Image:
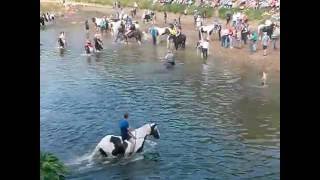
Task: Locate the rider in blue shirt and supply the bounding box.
[119,113,135,141]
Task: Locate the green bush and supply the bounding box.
[40,152,68,180]
[218,7,266,21]
[72,0,217,18]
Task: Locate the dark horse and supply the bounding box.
[172,33,186,50]
[124,29,142,45]
[40,16,45,27]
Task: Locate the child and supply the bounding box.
[262,32,270,56]
[261,72,267,86]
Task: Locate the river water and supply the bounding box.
[40,15,280,180]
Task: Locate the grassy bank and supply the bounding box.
[73,0,214,17]
[44,0,270,21]
[40,2,64,12]
[218,7,269,21]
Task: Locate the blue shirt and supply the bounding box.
[150,27,158,37]
[119,119,129,139]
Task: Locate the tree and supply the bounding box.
[40,152,67,180]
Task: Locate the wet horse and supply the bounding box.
[173,33,187,50]
[199,23,221,40]
[124,29,143,45]
[93,123,160,158]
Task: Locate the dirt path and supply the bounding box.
[41,0,280,74]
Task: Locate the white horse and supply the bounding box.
[199,23,221,40]
[110,20,123,38]
[93,123,160,158]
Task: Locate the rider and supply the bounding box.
[125,22,135,37]
[119,113,136,151]
[167,24,177,49]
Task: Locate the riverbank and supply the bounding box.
[40,0,280,74]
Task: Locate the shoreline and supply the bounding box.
[40,0,280,74]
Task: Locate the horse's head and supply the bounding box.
[148,123,160,139]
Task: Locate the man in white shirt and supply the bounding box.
[201,39,210,59]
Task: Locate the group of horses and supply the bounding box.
[90,13,187,50]
[40,12,55,28]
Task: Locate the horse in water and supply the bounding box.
[124,29,143,45]
[93,123,160,158]
[199,23,221,40]
[153,26,170,44]
[173,33,186,50]
[110,20,124,39]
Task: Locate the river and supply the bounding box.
[40,15,280,180]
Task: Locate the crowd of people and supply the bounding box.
[194,10,280,58]
[47,0,279,84]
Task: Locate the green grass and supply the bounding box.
[40,2,64,12]
[72,0,268,20]
[218,7,266,21]
[72,0,216,17]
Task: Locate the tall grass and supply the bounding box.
[72,0,216,17]
[72,0,268,20]
[218,7,265,21]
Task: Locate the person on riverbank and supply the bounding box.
[196,15,203,30]
[150,24,159,45]
[241,23,249,45]
[249,31,258,53]
[262,32,270,56]
[119,113,136,152]
[271,24,280,49]
[164,11,167,24]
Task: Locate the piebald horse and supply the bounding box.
[154,26,170,44]
[110,20,124,38]
[94,123,160,158]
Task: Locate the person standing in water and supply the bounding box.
[261,72,267,86]
[164,50,175,66]
[150,24,159,45]
[94,32,103,51]
[85,20,89,34]
[201,39,210,59]
[58,31,66,48]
